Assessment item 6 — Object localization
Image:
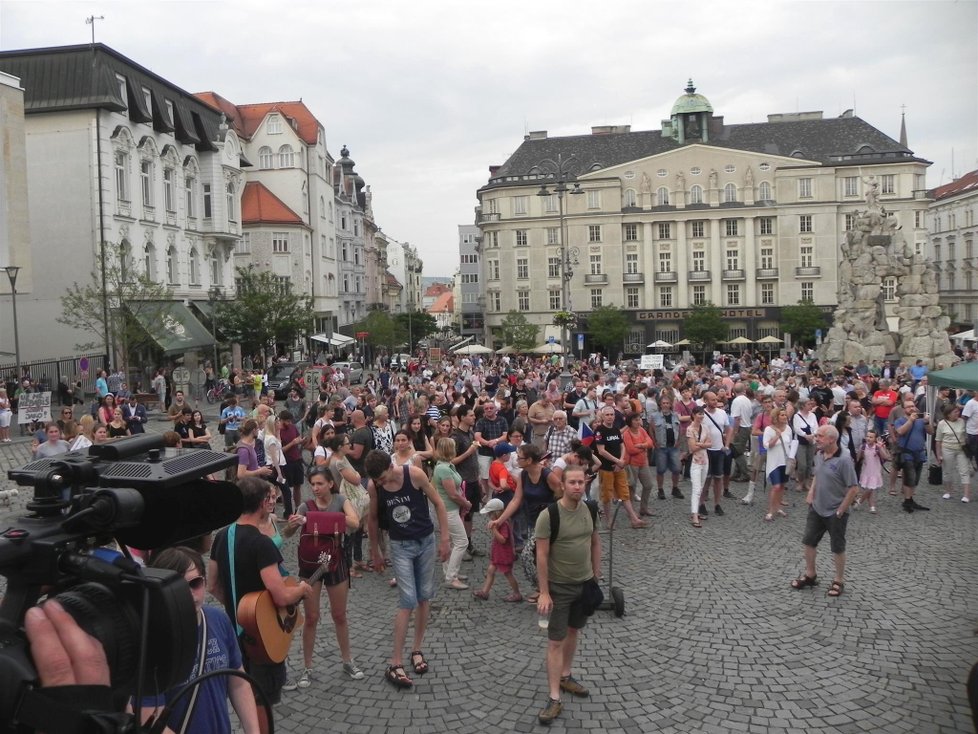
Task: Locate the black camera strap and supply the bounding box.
[16,684,133,733]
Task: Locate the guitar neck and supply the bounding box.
[307,563,330,585]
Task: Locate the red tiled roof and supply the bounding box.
[929,169,978,201]
[194,93,322,145]
[386,272,403,288]
[424,282,451,297]
[241,181,304,225]
[429,292,454,314]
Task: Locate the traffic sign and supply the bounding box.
[548,336,555,344]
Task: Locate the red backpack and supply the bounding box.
[297,501,346,576]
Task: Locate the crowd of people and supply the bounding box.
[20,346,978,730]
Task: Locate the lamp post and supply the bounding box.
[537,155,583,362]
[3,266,21,381]
[207,286,221,375]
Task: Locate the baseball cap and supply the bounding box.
[480,497,505,514]
[493,441,516,458]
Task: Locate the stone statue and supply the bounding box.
[676,170,685,191]
[862,175,880,210]
[744,166,754,187]
[709,169,718,188]
[640,172,652,193]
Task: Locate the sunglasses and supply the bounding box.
[188,576,206,591]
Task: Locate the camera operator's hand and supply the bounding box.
[25,600,109,687]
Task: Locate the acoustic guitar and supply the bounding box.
[237,551,330,664]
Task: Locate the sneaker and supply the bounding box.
[942,493,951,500]
[698,503,708,516]
[456,574,469,581]
[657,489,666,500]
[963,497,971,503]
[559,675,589,697]
[714,504,725,517]
[869,506,877,513]
[296,668,312,689]
[462,550,473,562]
[447,579,470,590]
[671,488,684,499]
[902,499,915,513]
[910,499,930,511]
[282,677,298,692]
[343,661,365,680]
[722,490,734,499]
[538,698,563,725]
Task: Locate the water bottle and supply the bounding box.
[537,611,550,630]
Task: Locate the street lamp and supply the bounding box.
[207,286,221,375]
[536,155,583,361]
[3,266,21,381]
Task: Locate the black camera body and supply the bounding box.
[0,435,241,732]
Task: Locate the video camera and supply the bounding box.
[0,434,241,733]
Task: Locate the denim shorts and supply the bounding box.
[389,534,437,610]
[768,465,787,486]
[706,449,724,478]
[654,447,681,475]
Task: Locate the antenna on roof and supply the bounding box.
[85,15,105,45]
[852,91,857,116]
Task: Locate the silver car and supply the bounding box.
[332,361,363,384]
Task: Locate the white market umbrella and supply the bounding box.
[530,343,564,355]
[646,340,673,350]
[452,343,493,355]
[755,335,784,344]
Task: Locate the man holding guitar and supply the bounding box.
[209,477,312,733]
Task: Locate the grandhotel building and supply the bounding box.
[475,82,931,353]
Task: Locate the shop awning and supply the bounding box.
[128,301,215,355]
[311,333,355,347]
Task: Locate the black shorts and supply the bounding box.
[802,507,849,555]
[241,657,286,706]
[706,449,724,478]
[284,459,304,488]
[463,479,481,522]
[900,459,923,488]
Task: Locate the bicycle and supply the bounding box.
[205,379,232,404]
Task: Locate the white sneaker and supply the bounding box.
[296,668,312,689]
[343,661,365,680]
[942,493,951,500]
[962,497,971,503]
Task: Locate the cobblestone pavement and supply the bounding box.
[1,413,975,733]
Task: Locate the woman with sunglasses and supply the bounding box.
[328,433,372,577]
[139,546,260,734]
[282,466,364,689]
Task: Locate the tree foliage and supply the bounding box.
[499,310,539,351]
[359,310,398,349]
[58,241,173,375]
[781,300,827,347]
[216,265,314,357]
[684,303,728,356]
[585,305,628,354]
[393,310,438,352]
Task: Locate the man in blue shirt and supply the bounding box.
[220,396,246,448]
[908,359,928,390]
[94,370,109,399]
[893,396,933,513]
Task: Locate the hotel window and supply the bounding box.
[723,183,737,203]
[689,185,703,204]
[486,231,498,248]
[759,217,773,235]
[547,227,560,245]
[189,247,200,286]
[516,257,529,279]
[883,278,898,300]
[115,151,129,201]
[691,220,705,238]
[623,223,638,241]
[278,144,295,168]
[659,286,673,308]
[626,287,639,308]
[163,168,175,212]
[588,225,602,243]
[590,289,603,308]
[515,230,528,247]
[209,248,221,285]
[513,196,528,215]
[589,254,602,275]
[726,284,741,306]
[725,249,740,270]
[587,190,601,209]
[548,255,561,279]
[542,194,558,213]
[258,146,273,168]
[800,245,814,268]
[845,213,856,231]
[914,211,923,228]
[203,184,212,218]
[758,181,772,201]
[517,290,530,311]
[881,174,895,194]
[267,114,282,134]
[140,160,153,207]
[658,251,672,273]
[488,259,499,280]
[115,74,128,110]
[549,290,562,310]
[272,233,289,254]
[144,243,157,279]
[844,176,859,197]
[166,246,177,284]
[799,215,812,233]
[760,247,774,269]
[801,281,814,301]
[623,189,637,208]
[725,219,739,237]
[658,223,671,239]
[692,284,706,305]
[625,252,639,274]
[656,187,669,206]
[692,250,705,272]
[490,292,501,311]
[761,282,775,305]
[226,183,235,222]
[798,178,813,198]
[185,175,196,218]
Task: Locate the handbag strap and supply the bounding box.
[226,524,243,636]
[942,419,964,446]
[176,610,209,734]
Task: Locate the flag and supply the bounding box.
[578,421,594,447]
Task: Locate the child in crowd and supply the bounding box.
[488,442,518,505]
[858,429,889,514]
[472,498,522,602]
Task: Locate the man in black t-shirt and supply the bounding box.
[592,406,648,529]
[347,410,374,477]
[451,405,482,557]
[563,380,586,430]
[209,477,311,718]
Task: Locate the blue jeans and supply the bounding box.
[389,534,437,610]
[654,447,681,476]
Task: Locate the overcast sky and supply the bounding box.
[1,1,975,278]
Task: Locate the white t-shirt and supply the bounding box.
[729,395,753,428]
[702,408,729,450]
[962,398,978,435]
[763,425,789,474]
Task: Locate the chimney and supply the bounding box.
[591,125,631,135]
[525,130,548,140]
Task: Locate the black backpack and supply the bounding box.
[547,500,598,544]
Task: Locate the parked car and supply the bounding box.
[267,362,309,399]
[332,361,363,384]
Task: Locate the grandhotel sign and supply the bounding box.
[635,308,769,321]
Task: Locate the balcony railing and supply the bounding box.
[654,270,677,283]
[477,212,501,223]
[687,270,711,281]
[584,273,608,285]
[755,268,779,279]
[722,269,745,280]
[622,272,644,283]
[794,266,822,277]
